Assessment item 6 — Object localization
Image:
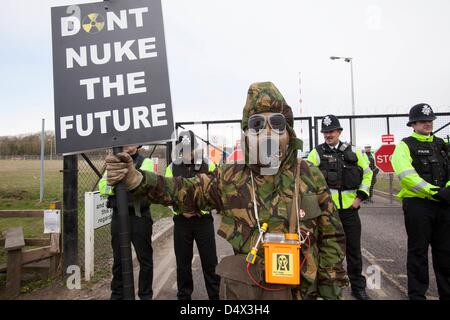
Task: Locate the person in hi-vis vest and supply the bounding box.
[165,130,220,300]
[99,145,154,300]
[391,103,450,300]
[308,115,373,300]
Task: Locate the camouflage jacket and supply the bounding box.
[133,159,348,299]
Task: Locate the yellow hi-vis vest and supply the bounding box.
[307,143,373,210]
[391,132,450,201]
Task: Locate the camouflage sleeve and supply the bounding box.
[131,167,223,214]
[309,164,348,299]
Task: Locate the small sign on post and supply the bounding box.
[381,134,395,144]
[44,210,61,234]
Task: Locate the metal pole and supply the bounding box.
[313,117,319,148]
[349,59,357,146]
[386,117,390,134]
[206,123,210,158]
[389,173,393,204]
[309,118,313,152]
[166,141,173,164]
[63,154,78,274]
[50,136,53,161]
[112,146,135,300]
[40,119,45,202]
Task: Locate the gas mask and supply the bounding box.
[245,112,290,175]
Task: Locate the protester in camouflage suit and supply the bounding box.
[105,82,348,300]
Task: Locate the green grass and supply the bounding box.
[0,159,172,287]
[0,160,63,268]
[374,173,401,194]
[0,160,63,210]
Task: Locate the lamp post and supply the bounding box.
[330,56,356,145]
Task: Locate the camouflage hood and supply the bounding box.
[241,82,303,170]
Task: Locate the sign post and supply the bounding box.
[51,0,174,299]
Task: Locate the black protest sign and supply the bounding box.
[51,0,173,154]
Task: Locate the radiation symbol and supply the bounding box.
[82,13,105,34]
[277,254,289,271]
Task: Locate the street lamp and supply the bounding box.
[330,56,356,145]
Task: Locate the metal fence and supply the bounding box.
[174,117,314,160]
[313,112,450,150]
[173,113,449,159]
[75,145,169,281]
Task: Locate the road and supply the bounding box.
[153,194,439,300]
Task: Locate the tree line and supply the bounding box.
[0,131,168,159]
[0,132,55,156]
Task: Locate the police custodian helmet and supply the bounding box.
[407,103,437,127]
[321,115,343,133]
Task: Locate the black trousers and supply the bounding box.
[339,208,366,291]
[111,214,153,300]
[403,197,450,300]
[173,215,220,300]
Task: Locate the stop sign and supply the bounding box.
[375,144,396,172]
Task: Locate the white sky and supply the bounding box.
[1,0,449,145]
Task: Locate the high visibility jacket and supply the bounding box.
[308,142,373,210]
[391,132,450,201]
[165,159,216,215]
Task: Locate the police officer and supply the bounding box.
[364,145,379,203]
[99,145,154,300]
[308,115,373,300]
[391,103,450,300]
[165,130,220,300]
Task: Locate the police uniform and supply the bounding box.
[99,150,154,300]
[165,130,220,300]
[391,104,450,300]
[308,115,373,300]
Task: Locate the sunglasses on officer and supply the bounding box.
[247,113,287,135]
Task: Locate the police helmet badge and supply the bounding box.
[421,105,432,116]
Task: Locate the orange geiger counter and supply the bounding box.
[263,233,301,285]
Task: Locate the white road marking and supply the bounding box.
[373,258,395,262]
[361,248,439,299]
[153,251,176,298]
[361,247,408,296]
[154,267,175,299]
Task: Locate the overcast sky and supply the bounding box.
[1,0,449,144]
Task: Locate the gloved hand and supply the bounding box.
[105,152,143,191]
[431,187,450,205]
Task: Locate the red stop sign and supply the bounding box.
[375,144,396,172]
